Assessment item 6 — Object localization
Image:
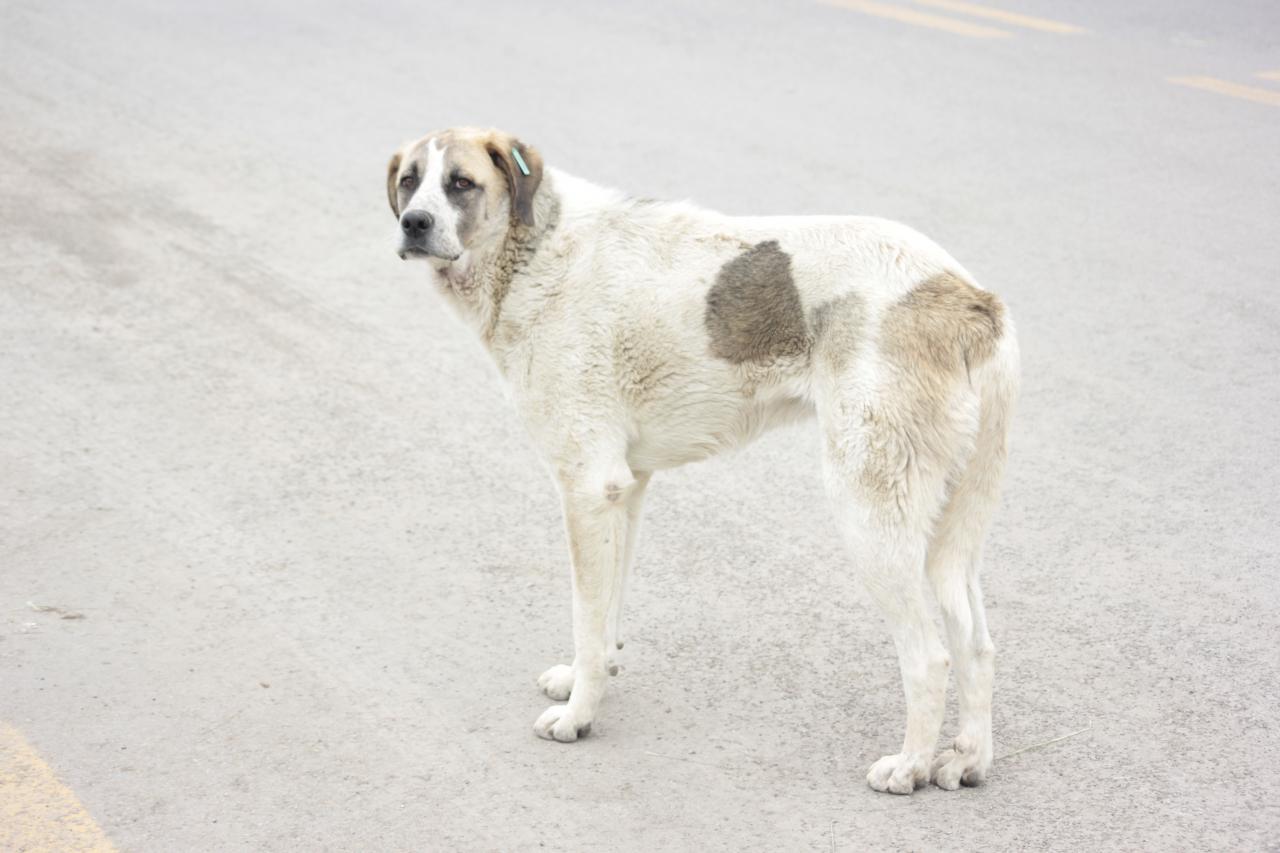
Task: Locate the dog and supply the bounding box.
[386,127,1019,794]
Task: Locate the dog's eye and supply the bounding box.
[399,174,417,190]
[452,177,474,191]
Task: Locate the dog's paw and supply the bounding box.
[867,751,931,794]
[533,704,591,743]
[931,734,992,790]
[537,664,575,700]
[537,660,621,700]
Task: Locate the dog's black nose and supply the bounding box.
[401,210,433,236]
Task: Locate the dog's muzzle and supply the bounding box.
[397,210,459,261]
[398,210,433,259]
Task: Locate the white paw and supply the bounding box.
[932,734,992,789]
[537,664,575,700]
[536,660,621,700]
[533,704,591,743]
[867,752,931,794]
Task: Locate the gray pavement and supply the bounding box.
[2,0,1279,849]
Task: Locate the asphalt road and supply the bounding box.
[2,0,1278,850]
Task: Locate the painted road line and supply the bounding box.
[0,723,116,852]
[819,0,1012,38]
[1168,76,1280,107]
[1255,70,1280,81]
[911,0,1085,34]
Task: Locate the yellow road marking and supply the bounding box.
[1255,69,1280,81]
[820,0,1012,38]
[0,723,116,852]
[1168,76,1280,107]
[911,0,1085,33]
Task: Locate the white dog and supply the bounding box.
[387,127,1019,794]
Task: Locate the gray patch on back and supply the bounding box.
[704,240,810,364]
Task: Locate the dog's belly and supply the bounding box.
[625,386,814,471]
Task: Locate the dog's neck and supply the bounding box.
[428,178,562,348]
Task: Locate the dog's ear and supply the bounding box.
[386,150,403,217]
[486,136,543,227]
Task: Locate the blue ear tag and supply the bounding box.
[511,147,531,177]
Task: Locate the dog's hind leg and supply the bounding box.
[819,382,955,794]
[927,541,996,789]
[818,271,1015,792]
[928,340,1018,788]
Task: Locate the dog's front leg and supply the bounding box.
[534,469,633,742]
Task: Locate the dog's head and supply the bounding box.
[386,127,543,263]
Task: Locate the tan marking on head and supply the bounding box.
[386,151,403,216]
[386,131,451,220]
[482,132,544,227]
[386,129,467,221]
[440,141,494,244]
[386,127,545,229]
